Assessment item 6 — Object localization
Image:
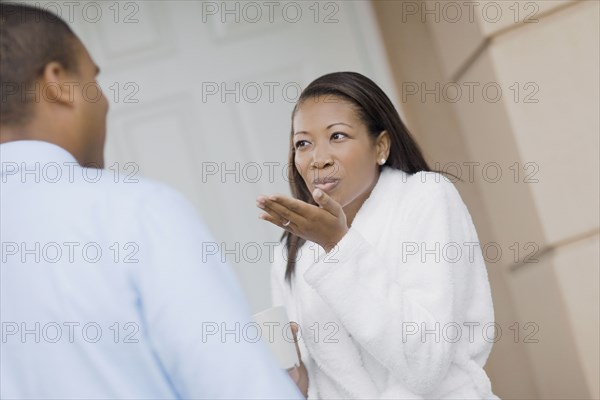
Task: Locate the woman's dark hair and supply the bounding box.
[281,71,460,286]
[0,2,80,126]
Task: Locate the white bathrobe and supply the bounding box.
[271,166,500,399]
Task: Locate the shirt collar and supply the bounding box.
[1,140,78,173]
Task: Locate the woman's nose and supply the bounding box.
[308,143,333,169]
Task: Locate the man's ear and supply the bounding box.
[376,130,391,160]
[41,61,76,108]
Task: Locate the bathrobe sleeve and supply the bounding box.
[303,179,488,395]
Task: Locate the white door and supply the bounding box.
[27,0,398,311]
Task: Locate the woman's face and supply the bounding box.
[292,95,389,222]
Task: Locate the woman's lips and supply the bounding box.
[314,179,340,193]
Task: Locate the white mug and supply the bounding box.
[252,306,300,370]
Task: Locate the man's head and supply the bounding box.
[0,3,108,167]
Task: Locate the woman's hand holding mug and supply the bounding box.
[288,322,308,398]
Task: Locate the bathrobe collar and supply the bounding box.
[312,166,409,263]
[351,166,408,231]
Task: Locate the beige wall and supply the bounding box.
[372,1,599,399]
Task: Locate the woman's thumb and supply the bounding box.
[290,321,299,340]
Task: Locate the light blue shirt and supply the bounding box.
[0,140,302,400]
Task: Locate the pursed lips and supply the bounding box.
[313,177,340,192]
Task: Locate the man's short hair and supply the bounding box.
[0,2,80,126]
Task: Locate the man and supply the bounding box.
[0,3,303,399]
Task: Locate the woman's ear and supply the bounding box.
[376,130,391,161]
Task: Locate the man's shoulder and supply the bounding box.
[93,171,182,198]
[44,167,199,227]
[93,172,194,214]
[79,173,206,243]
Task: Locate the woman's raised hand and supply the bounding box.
[256,188,349,253]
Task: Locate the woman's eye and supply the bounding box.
[294,140,309,149]
[331,132,347,140]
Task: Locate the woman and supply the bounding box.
[256,72,499,399]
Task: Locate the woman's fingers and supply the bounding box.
[257,193,348,254]
[257,195,306,227]
[266,195,310,221]
[311,188,343,217]
[289,321,302,361]
[287,365,301,384]
[257,197,288,224]
[259,210,291,229]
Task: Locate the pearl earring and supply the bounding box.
[379,158,386,165]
